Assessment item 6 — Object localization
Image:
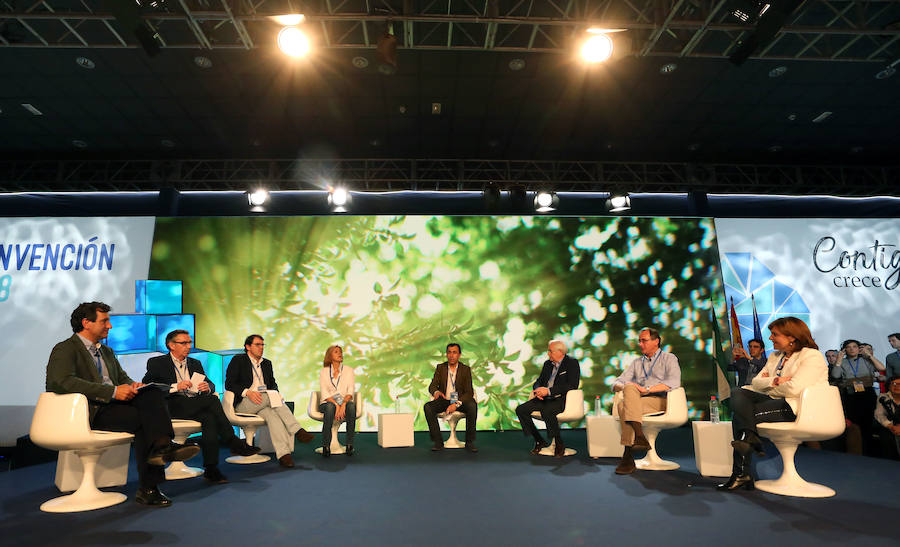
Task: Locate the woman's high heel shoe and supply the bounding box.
[717,473,755,491]
[717,450,755,491]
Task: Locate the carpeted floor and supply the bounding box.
[1,428,896,546]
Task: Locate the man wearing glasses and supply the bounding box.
[143,329,260,484]
[611,327,681,475]
[225,334,315,468]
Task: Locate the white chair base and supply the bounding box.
[55,443,130,492]
[225,425,271,464]
[755,441,835,498]
[634,429,679,470]
[441,412,465,449]
[315,421,349,454]
[166,420,203,479]
[42,449,127,513]
[537,439,577,457]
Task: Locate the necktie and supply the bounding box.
[92,346,103,378]
[548,363,560,389]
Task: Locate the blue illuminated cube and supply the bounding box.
[105,314,156,354]
[136,280,183,315]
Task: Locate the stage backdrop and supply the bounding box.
[714,218,900,359]
[149,216,724,431]
[0,217,155,444]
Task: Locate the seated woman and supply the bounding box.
[319,345,357,457]
[718,316,828,491]
[832,339,884,455]
[875,375,900,460]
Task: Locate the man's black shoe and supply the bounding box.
[431,442,443,451]
[322,446,331,458]
[345,444,354,456]
[135,487,172,507]
[203,466,228,484]
[147,442,200,466]
[229,438,262,457]
[465,443,479,453]
[530,439,549,455]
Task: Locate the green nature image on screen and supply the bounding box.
[149,216,725,431]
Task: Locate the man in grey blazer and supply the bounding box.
[46,301,199,507]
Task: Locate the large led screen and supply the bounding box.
[149,216,724,431]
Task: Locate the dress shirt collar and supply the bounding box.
[642,348,662,360]
[170,353,187,367]
[249,354,263,367]
[76,333,100,353]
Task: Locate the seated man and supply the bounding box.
[143,329,260,484]
[729,338,765,387]
[46,302,200,507]
[225,334,315,468]
[612,327,681,475]
[423,343,478,452]
[515,340,581,458]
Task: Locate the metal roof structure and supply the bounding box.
[1,0,899,194]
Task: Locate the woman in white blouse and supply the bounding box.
[718,316,828,491]
[319,345,356,457]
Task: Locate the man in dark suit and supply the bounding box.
[423,343,478,452]
[515,340,581,458]
[143,329,259,484]
[46,302,200,507]
[225,334,314,468]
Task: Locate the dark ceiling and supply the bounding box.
[1,0,899,193]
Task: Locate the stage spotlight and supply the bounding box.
[606,193,632,213]
[247,189,269,206]
[278,26,310,57]
[328,186,351,212]
[581,33,614,63]
[534,191,559,213]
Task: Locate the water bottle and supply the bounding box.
[709,396,720,423]
[595,396,602,416]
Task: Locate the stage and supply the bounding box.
[0,428,895,546]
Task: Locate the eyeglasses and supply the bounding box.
[172,340,193,345]
[251,343,265,347]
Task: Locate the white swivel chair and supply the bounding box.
[308,391,364,455]
[222,391,270,464]
[29,392,134,513]
[756,385,845,498]
[165,419,203,479]
[613,387,688,470]
[437,411,467,448]
[530,389,585,456]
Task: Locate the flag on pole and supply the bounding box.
[751,294,767,358]
[729,296,744,352]
[711,304,733,401]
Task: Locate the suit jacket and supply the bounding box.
[225,353,279,407]
[46,333,133,422]
[143,354,215,396]
[533,355,580,399]
[428,362,475,405]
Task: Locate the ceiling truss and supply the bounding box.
[1,158,895,195]
[1,0,899,62]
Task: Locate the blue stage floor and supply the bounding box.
[1,428,896,547]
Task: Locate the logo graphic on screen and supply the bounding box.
[722,253,810,349]
[813,236,900,290]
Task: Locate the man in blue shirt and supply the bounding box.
[612,327,681,475]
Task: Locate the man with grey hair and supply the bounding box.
[515,340,581,458]
[612,327,681,475]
